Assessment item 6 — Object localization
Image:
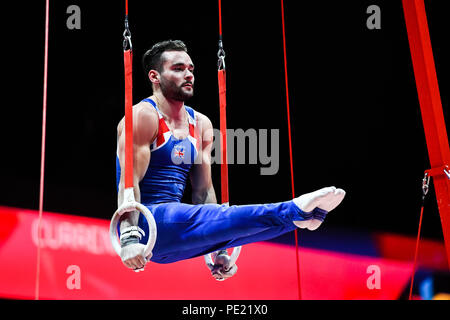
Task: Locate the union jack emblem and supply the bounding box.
[173,145,185,159]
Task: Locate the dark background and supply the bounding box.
[1,1,448,241]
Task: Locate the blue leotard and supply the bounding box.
[116,98,199,205]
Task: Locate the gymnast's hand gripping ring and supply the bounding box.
[204,246,242,275]
[109,187,157,260]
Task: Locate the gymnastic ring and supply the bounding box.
[204,246,242,269]
[109,187,157,260]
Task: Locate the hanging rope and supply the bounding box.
[408,172,429,300]
[123,0,133,190]
[218,0,223,41]
[409,209,424,300]
[280,0,302,300]
[217,0,228,204]
[35,0,50,301]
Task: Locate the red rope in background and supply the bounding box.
[280,0,302,300]
[35,0,50,301]
[409,205,424,300]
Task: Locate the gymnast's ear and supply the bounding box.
[148,70,160,85]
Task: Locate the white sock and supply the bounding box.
[293,187,346,230]
[307,188,346,230]
[292,186,336,212]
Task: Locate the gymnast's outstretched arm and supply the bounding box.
[116,101,159,270]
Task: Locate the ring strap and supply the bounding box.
[119,226,146,242]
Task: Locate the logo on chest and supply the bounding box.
[171,142,193,165]
[173,144,185,159]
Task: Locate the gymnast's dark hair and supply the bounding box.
[142,40,188,76]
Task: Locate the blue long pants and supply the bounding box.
[133,200,306,263]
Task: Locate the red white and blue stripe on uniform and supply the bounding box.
[146,98,200,155]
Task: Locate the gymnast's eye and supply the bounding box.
[172,64,185,71]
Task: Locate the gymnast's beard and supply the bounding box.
[160,79,194,102]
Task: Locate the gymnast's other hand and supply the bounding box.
[211,263,238,281]
[209,250,238,281]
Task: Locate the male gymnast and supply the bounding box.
[116,40,346,280]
